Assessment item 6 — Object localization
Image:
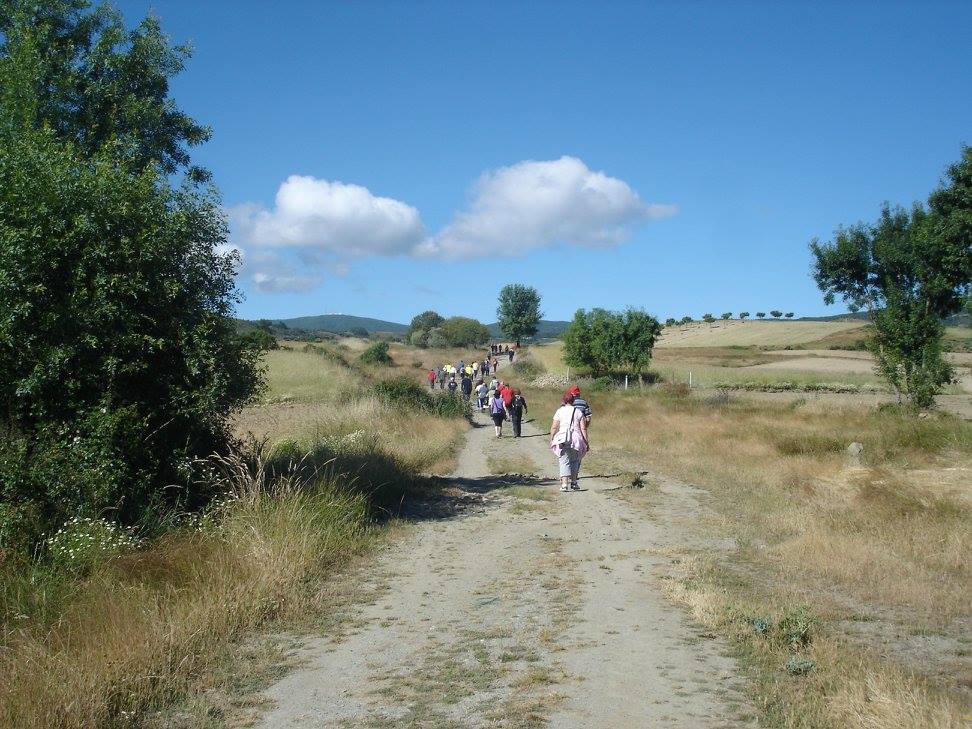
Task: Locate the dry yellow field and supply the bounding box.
[657,320,866,347]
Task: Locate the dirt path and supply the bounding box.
[254,403,755,727]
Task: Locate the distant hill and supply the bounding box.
[487,320,570,339]
[250,314,409,335]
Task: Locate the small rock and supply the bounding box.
[846,442,864,457]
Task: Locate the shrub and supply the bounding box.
[510,354,545,380]
[373,376,467,418]
[359,341,392,365]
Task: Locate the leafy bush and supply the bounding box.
[373,376,467,418]
[439,316,490,347]
[0,10,264,546]
[510,354,545,380]
[359,341,392,365]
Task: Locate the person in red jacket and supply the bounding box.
[499,381,514,408]
[427,368,436,390]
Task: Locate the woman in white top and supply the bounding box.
[549,392,589,492]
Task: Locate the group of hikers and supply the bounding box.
[425,347,593,494]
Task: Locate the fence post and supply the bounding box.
[689,370,693,388]
[624,375,629,391]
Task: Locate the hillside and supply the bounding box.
[657,319,867,348]
[273,314,408,334]
[486,319,570,339]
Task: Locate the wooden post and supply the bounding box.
[624,375,629,390]
[689,370,693,388]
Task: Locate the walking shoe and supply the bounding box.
[570,482,580,490]
[560,484,570,492]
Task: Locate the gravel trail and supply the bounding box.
[254,397,754,728]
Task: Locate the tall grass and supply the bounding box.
[0,445,374,728]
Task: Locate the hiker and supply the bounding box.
[490,389,507,437]
[499,381,513,409]
[447,376,458,394]
[427,368,436,390]
[508,349,514,363]
[460,372,473,401]
[488,376,499,393]
[567,385,592,426]
[509,388,528,437]
[550,392,589,492]
[491,356,499,372]
[436,367,446,390]
[475,379,488,410]
[482,358,490,377]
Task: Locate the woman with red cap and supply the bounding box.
[549,391,589,491]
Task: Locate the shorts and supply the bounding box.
[491,412,505,426]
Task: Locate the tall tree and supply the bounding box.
[496,284,542,346]
[810,147,972,407]
[0,1,263,542]
[0,0,211,177]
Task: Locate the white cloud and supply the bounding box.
[415,156,676,259]
[230,157,675,292]
[232,175,425,256]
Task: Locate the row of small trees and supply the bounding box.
[662,311,794,326]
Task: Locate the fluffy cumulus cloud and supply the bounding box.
[415,156,677,259]
[230,158,675,292]
[232,175,425,256]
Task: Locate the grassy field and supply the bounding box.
[520,379,972,728]
[657,319,867,348]
[1,343,470,728]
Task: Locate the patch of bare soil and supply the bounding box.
[251,410,755,728]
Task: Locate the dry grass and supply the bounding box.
[0,468,376,728]
[657,320,867,348]
[524,383,972,725]
[236,346,468,474]
[1,344,472,726]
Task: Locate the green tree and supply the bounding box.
[440,317,490,347]
[496,283,542,346]
[426,327,449,348]
[360,341,392,365]
[0,0,211,178]
[810,148,972,407]
[702,313,715,324]
[770,310,783,319]
[739,311,750,320]
[0,2,263,542]
[408,310,444,339]
[721,312,732,320]
[756,312,766,319]
[620,309,662,381]
[664,318,677,327]
[678,316,693,325]
[784,312,795,319]
[562,308,660,377]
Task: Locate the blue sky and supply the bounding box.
[118,0,971,324]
